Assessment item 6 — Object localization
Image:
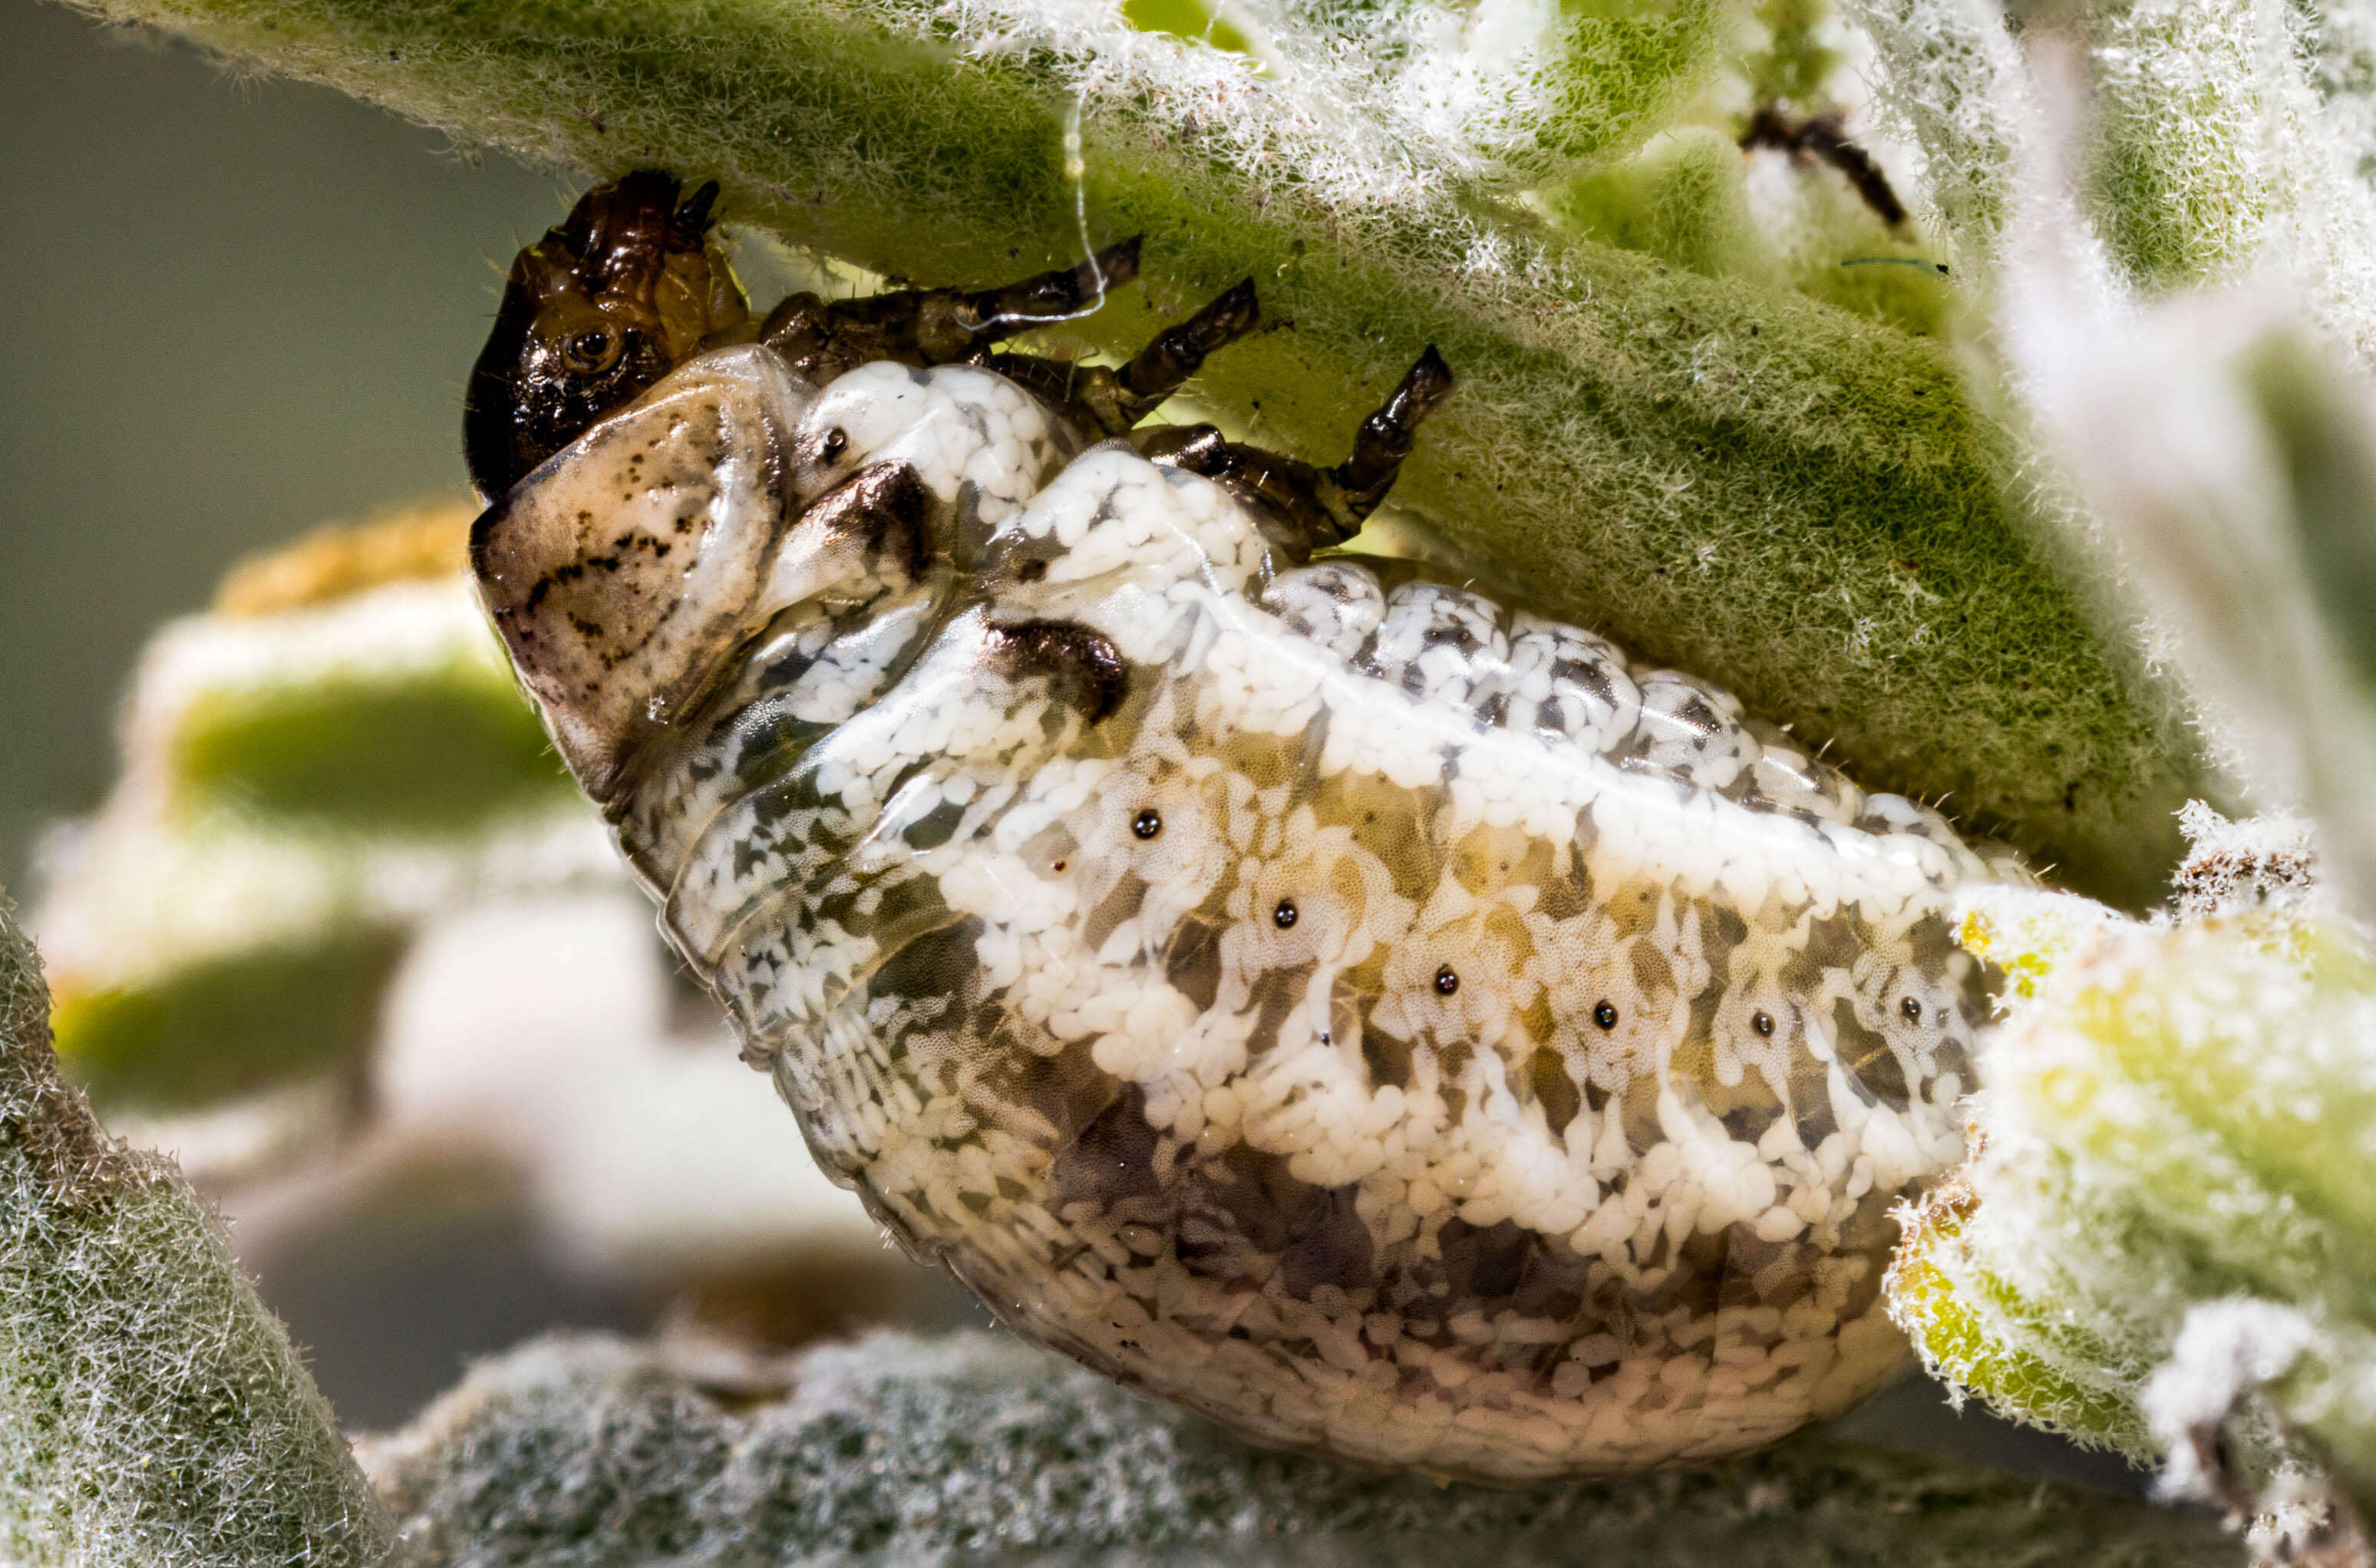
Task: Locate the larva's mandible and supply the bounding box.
[466,173,2020,1481]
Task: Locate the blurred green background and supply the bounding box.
[0,0,656,1429]
[0,0,556,888]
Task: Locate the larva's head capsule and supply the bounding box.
[468,343,982,807]
[464,170,751,500]
[470,345,817,803]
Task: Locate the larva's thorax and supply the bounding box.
[469,193,2018,1481]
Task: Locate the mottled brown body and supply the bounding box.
[467,175,2020,1480]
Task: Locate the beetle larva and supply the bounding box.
[466,172,2021,1481]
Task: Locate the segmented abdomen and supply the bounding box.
[602,371,2008,1481]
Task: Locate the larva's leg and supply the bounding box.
[1138,348,1456,557]
[760,237,1143,382]
[977,277,1261,437]
[1327,345,1457,519]
[1110,277,1261,426]
[1741,108,1908,229]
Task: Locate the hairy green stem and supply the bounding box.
[0,893,391,1566]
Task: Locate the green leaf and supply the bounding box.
[54,0,2221,904]
[49,930,403,1114]
[170,667,573,834]
[1895,883,2376,1513]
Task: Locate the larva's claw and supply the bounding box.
[671,180,721,245]
[1137,345,1453,558]
[1191,277,1262,348]
[1401,345,1457,414]
[1134,422,1233,474]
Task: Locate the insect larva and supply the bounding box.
[466,172,2021,1481]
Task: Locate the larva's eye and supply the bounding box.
[1752,1010,1774,1037]
[563,326,622,373]
[1273,898,1298,929]
[1132,807,1162,839]
[1899,995,1924,1024]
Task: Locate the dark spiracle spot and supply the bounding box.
[1752,1009,1775,1038]
[1592,999,1618,1030]
[1435,966,1460,995]
[1273,898,1299,929]
[986,619,1130,724]
[1132,807,1162,840]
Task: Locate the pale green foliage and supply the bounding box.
[1887,886,2160,1457]
[1546,127,1762,279]
[34,569,609,1119]
[2001,258,2376,918]
[360,1329,2240,1567]
[0,894,391,1565]
[1539,128,1952,337]
[2084,0,2272,287]
[1538,0,1959,340]
[1738,0,1837,109]
[1830,0,2025,251]
[1850,0,2376,355]
[1893,867,2376,1531]
[1929,0,2376,917]
[1268,0,1735,184]
[54,0,2221,906]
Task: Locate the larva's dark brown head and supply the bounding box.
[464,170,751,500]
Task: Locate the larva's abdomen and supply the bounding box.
[480,347,2012,1482]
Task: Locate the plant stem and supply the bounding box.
[0,892,391,1567]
